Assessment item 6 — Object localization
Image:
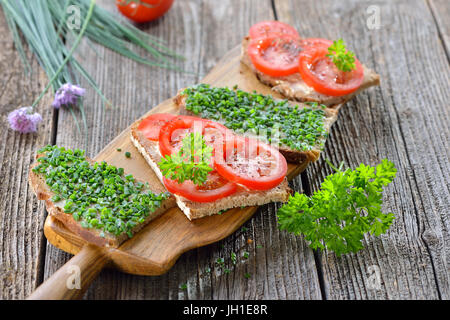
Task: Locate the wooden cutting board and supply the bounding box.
[27,45,310,299]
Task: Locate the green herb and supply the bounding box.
[231,252,237,265]
[125,151,131,158]
[244,273,251,279]
[158,132,213,185]
[277,159,397,256]
[1,0,184,143]
[224,268,231,274]
[243,251,249,259]
[180,283,187,290]
[183,84,328,151]
[33,145,169,238]
[326,39,356,72]
[256,245,263,249]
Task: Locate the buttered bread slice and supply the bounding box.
[130,123,292,220]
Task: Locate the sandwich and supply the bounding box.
[175,84,338,163]
[29,145,175,247]
[241,20,380,107]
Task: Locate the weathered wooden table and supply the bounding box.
[0,0,448,300]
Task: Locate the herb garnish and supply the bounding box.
[158,132,213,185]
[33,145,169,238]
[326,39,356,72]
[183,84,328,151]
[277,159,397,256]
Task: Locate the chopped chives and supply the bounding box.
[182,84,328,151]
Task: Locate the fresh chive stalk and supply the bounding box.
[1,0,184,143]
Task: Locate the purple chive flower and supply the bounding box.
[52,83,85,109]
[8,106,42,133]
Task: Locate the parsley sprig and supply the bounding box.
[158,132,213,185]
[277,159,397,256]
[326,39,356,72]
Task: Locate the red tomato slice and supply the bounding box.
[247,34,304,77]
[249,21,299,39]
[163,171,237,203]
[214,136,287,191]
[158,115,229,158]
[298,45,364,96]
[137,113,176,141]
[300,38,333,50]
[116,0,174,23]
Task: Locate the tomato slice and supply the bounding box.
[116,0,174,23]
[137,113,176,141]
[214,136,287,191]
[163,171,237,203]
[298,45,364,96]
[249,21,300,40]
[247,34,304,77]
[158,115,229,158]
[300,38,333,50]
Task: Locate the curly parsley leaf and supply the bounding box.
[326,39,356,72]
[158,132,213,186]
[277,159,397,256]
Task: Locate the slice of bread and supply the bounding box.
[174,93,338,164]
[240,36,380,108]
[130,123,292,220]
[29,150,176,248]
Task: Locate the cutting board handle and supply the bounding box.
[27,244,109,300]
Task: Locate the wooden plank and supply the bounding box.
[42,0,322,299]
[428,0,450,58]
[0,9,54,299]
[274,0,449,299]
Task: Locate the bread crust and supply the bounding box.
[29,153,176,248]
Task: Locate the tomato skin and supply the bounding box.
[300,38,333,50]
[249,21,299,40]
[163,172,237,203]
[214,136,287,191]
[247,34,304,77]
[116,0,174,23]
[298,45,364,96]
[158,115,228,157]
[137,113,176,141]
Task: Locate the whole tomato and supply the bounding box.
[116,0,175,23]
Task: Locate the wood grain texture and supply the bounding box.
[42,0,322,299]
[0,8,54,300]
[274,0,449,299]
[428,0,450,58]
[28,245,109,300]
[3,0,448,301]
